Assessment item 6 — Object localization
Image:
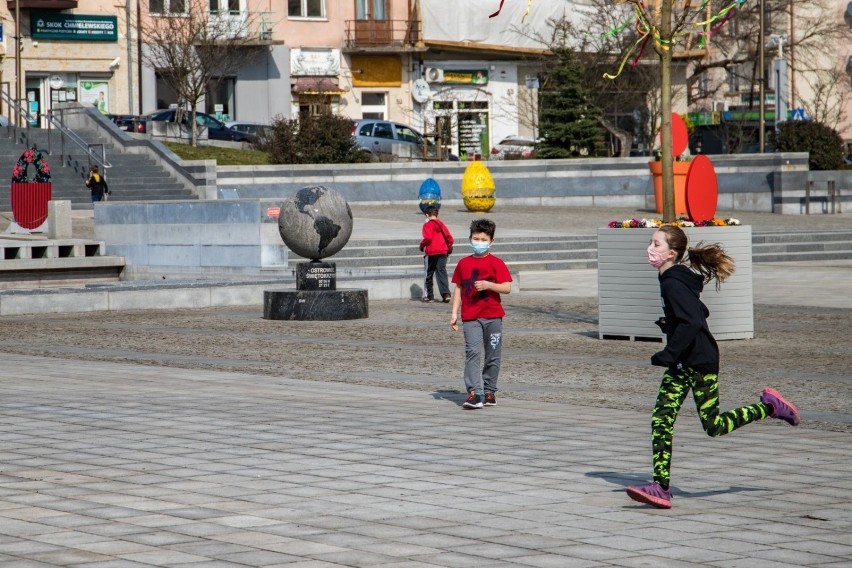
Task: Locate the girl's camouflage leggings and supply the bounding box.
[652,366,770,489]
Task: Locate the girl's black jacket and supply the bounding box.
[651,264,720,374]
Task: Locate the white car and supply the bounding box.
[490,136,537,160]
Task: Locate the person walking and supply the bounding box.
[85,165,110,202]
[450,218,512,409]
[419,205,454,303]
[627,225,800,509]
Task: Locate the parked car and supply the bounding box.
[106,114,137,131]
[135,109,255,142]
[225,121,273,142]
[352,119,457,161]
[490,136,537,160]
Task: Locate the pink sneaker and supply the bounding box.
[761,388,800,426]
[626,482,672,509]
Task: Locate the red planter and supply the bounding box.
[11,182,52,230]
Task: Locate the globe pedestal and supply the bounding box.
[263,261,368,321]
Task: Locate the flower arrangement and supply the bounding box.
[608,217,740,228]
[11,146,51,183]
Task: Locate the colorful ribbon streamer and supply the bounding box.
[489,0,534,23]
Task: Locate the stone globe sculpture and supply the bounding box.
[278,185,353,260]
[265,185,367,321]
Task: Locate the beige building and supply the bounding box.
[1,0,135,125]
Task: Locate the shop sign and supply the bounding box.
[290,49,340,76]
[31,12,118,42]
[443,70,489,85]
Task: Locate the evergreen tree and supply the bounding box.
[537,48,605,159]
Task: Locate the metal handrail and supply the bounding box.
[46,109,112,171]
[0,82,111,172]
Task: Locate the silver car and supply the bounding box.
[352,119,457,161]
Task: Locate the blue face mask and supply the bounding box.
[470,241,491,255]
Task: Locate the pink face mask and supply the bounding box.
[647,245,670,268]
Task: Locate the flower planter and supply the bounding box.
[648,161,689,215]
[598,225,754,341]
[11,182,52,230]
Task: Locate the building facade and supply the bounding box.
[0,0,135,126]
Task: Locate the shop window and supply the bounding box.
[206,77,235,120]
[298,95,338,119]
[289,0,324,18]
[155,72,180,109]
[150,0,186,14]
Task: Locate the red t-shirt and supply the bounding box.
[451,253,512,321]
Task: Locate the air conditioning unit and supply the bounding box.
[712,100,729,112]
[424,67,444,83]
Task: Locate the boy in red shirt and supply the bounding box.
[450,219,512,409]
[419,206,454,302]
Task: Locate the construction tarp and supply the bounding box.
[420,0,592,51]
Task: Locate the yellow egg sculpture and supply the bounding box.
[461,161,496,212]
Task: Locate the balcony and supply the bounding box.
[7,0,76,8]
[344,19,425,52]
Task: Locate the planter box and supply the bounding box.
[598,226,754,341]
[11,182,52,231]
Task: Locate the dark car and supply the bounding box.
[106,114,137,131]
[225,121,273,141]
[134,109,254,142]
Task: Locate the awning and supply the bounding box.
[291,78,345,95]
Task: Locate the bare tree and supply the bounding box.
[504,10,660,157]
[142,0,269,146]
[686,0,846,114]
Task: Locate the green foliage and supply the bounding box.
[163,142,270,165]
[771,121,844,171]
[537,48,605,159]
[267,113,372,165]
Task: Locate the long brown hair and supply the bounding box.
[657,225,735,290]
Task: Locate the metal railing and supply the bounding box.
[344,19,420,48]
[0,82,111,172]
[806,179,841,214]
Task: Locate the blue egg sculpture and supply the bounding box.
[418,178,442,213]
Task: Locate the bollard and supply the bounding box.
[48,200,72,239]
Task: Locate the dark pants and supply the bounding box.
[423,254,450,299]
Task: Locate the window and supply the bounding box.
[395,125,420,143]
[289,0,324,18]
[358,123,374,136]
[356,0,387,20]
[209,0,239,13]
[698,71,709,97]
[373,122,393,139]
[727,65,741,93]
[206,77,235,120]
[150,0,186,14]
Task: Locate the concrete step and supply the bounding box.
[290,231,852,272]
[0,237,125,290]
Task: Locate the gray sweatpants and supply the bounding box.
[462,318,503,394]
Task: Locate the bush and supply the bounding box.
[771,121,844,171]
[266,113,372,165]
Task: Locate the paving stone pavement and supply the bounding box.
[1,352,850,567]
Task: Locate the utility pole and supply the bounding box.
[14,0,21,127]
[758,0,765,153]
